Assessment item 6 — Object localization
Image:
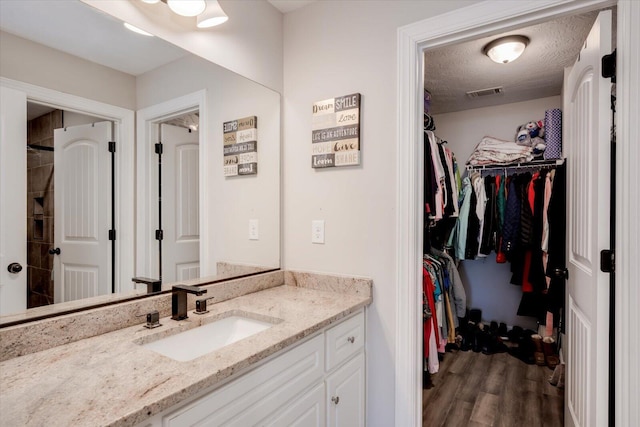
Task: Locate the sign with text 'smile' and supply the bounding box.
[224,116,258,176]
[311,93,361,168]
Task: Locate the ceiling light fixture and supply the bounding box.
[166,0,206,17]
[123,22,154,36]
[138,0,228,28]
[197,0,228,28]
[483,35,530,64]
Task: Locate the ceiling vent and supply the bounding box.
[466,86,504,98]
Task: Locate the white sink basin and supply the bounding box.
[141,314,276,362]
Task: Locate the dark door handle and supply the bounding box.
[552,268,569,280]
[48,248,61,255]
[7,263,22,274]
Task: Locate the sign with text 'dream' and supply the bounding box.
[311,93,361,168]
[224,116,258,176]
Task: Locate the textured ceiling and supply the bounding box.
[267,0,317,14]
[424,11,601,115]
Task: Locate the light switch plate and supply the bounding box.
[249,219,259,240]
[311,220,325,244]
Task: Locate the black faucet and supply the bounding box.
[171,284,207,320]
[132,277,162,294]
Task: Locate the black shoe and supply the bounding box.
[498,322,508,339]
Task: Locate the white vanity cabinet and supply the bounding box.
[139,310,365,427]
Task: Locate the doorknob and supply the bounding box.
[48,247,61,255]
[7,263,22,274]
[552,268,569,280]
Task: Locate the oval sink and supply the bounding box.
[140,314,277,362]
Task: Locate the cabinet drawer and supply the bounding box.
[163,334,324,427]
[325,311,364,371]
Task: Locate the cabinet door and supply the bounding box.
[162,334,323,427]
[326,352,365,427]
[262,383,325,427]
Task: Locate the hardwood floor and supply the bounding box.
[422,350,564,426]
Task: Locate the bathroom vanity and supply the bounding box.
[0,271,372,427]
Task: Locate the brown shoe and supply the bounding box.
[542,336,560,369]
[531,334,546,366]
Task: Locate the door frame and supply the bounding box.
[394,1,639,426]
[136,90,208,281]
[0,76,135,297]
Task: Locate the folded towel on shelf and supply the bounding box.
[467,136,534,166]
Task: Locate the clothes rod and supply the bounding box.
[466,158,564,171]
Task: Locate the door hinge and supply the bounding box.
[600,249,615,273]
[155,229,163,241]
[602,49,616,82]
[109,229,116,241]
[108,141,116,153]
[155,143,163,155]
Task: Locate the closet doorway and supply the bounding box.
[396,1,626,425]
[423,11,612,425]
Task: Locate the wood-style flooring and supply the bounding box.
[422,349,564,427]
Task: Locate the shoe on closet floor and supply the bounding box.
[508,329,537,364]
[543,336,560,369]
[531,334,546,366]
[548,363,565,386]
[498,322,508,339]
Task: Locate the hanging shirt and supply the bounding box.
[472,173,488,257]
[452,177,472,260]
[426,131,446,220]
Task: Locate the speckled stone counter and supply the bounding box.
[0,274,372,427]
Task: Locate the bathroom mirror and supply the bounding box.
[0,1,280,325]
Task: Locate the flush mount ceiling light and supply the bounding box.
[137,0,228,28]
[197,0,228,28]
[123,22,154,36]
[166,0,206,17]
[483,35,530,64]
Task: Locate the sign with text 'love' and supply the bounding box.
[311,93,361,168]
[223,116,258,176]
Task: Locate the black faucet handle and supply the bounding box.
[195,296,215,315]
[136,310,161,329]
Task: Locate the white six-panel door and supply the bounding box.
[159,123,199,283]
[564,10,612,427]
[0,86,27,315]
[53,121,112,302]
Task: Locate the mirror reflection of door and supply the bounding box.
[25,106,114,307]
[53,121,113,303]
[152,117,200,283]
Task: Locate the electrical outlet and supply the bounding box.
[249,219,259,240]
[311,220,325,244]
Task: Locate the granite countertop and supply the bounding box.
[0,283,371,427]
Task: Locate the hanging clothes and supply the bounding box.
[447,161,566,329]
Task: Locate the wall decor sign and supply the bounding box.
[311,93,361,168]
[223,116,258,176]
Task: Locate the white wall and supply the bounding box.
[282,1,479,425]
[433,97,562,329]
[82,0,283,93]
[136,54,280,272]
[0,31,136,110]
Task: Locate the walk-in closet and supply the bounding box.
[420,7,616,426]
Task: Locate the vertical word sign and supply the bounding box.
[223,116,258,176]
[311,93,361,168]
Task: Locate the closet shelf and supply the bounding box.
[466,158,564,172]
